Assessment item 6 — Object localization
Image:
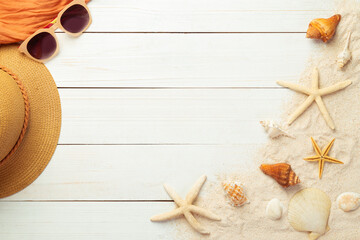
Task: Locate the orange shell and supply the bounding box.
[306,14,341,43]
[223,182,249,207]
[260,163,300,188]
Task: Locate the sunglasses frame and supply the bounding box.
[19,0,92,63]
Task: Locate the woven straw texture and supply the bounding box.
[0,44,61,198]
[0,69,25,161]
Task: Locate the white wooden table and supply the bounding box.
[0,1,334,239]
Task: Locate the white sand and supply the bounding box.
[172,1,360,239]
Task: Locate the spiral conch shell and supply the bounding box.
[260,120,294,139]
[223,181,249,207]
[260,163,300,188]
[306,14,341,42]
[288,188,331,240]
[337,32,352,69]
[336,192,360,212]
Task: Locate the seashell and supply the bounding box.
[260,120,294,139]
[223,181,249,207]
[337,32,352,69]
[260,163,300,188]
[306,14,341,43]
[336,192,360,212]
[288,188,331,240]
[266,198,284,220]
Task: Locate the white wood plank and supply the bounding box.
[47,33,317,87]
[80,0,332,32]
[58,89,286,144]
[4,88,285,200]
[0,202,175,240]
[0,202,356,239]
[5,145,258,200]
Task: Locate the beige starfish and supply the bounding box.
[150,175,221,234]
[277,68,351,129]
[304,137,344,179]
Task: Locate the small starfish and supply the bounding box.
[277,68,351,129]
[150,175,221,234]
[304,137,344,179]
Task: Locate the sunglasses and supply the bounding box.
[19,0,92,63]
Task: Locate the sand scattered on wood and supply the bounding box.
[172,1,360,239]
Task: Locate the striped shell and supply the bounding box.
[223,181,249,207]
[260,163,300,188]
[288,188,331,240]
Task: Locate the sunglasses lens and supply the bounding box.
[27,32,57,60]
[60,4,90,33]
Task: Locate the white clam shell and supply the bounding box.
[288,188,331,239]
[336,192,360,212]
[266,198,284,220]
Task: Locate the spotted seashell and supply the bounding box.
[336,192,360,212]
[223,181,249,207]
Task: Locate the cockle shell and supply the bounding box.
[337,32,352,69]
[266,198,284,220]
[260,163,300,188]
[306,14,341,43]
[223,181,249,207]
[288,188,331,240]
[336,192,360,212]
[260,120,294,139]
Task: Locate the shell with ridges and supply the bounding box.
[223,181,249,207]
[288,188,331,240]
[266,198,284,220]
[337,32,352,69]
[306,14,341,42]
[336,192,360,212]
[260,120,294,139]
[260,163,300,188]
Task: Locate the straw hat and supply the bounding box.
[0,44,61,198]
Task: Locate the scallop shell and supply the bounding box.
[288,188,331,240]
[306,14,341,42]
[336,192,360,212]
[223,181,249,207]
[260,120,294,139]
[260,163,300,188]
[337,32,352,69]
[266,198,284,220]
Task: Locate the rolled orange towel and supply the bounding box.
[0,0,91,44]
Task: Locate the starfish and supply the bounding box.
[304,137,344,179]
[150,175,221,234]
[277,68,351,129]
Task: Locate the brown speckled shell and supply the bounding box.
[260,163,300,188]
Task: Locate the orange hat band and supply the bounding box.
[0,65,30,165]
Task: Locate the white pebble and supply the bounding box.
[266,198,284,220]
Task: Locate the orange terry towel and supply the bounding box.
[0,0,91,44]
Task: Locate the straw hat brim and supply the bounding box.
[0,45,61,198]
